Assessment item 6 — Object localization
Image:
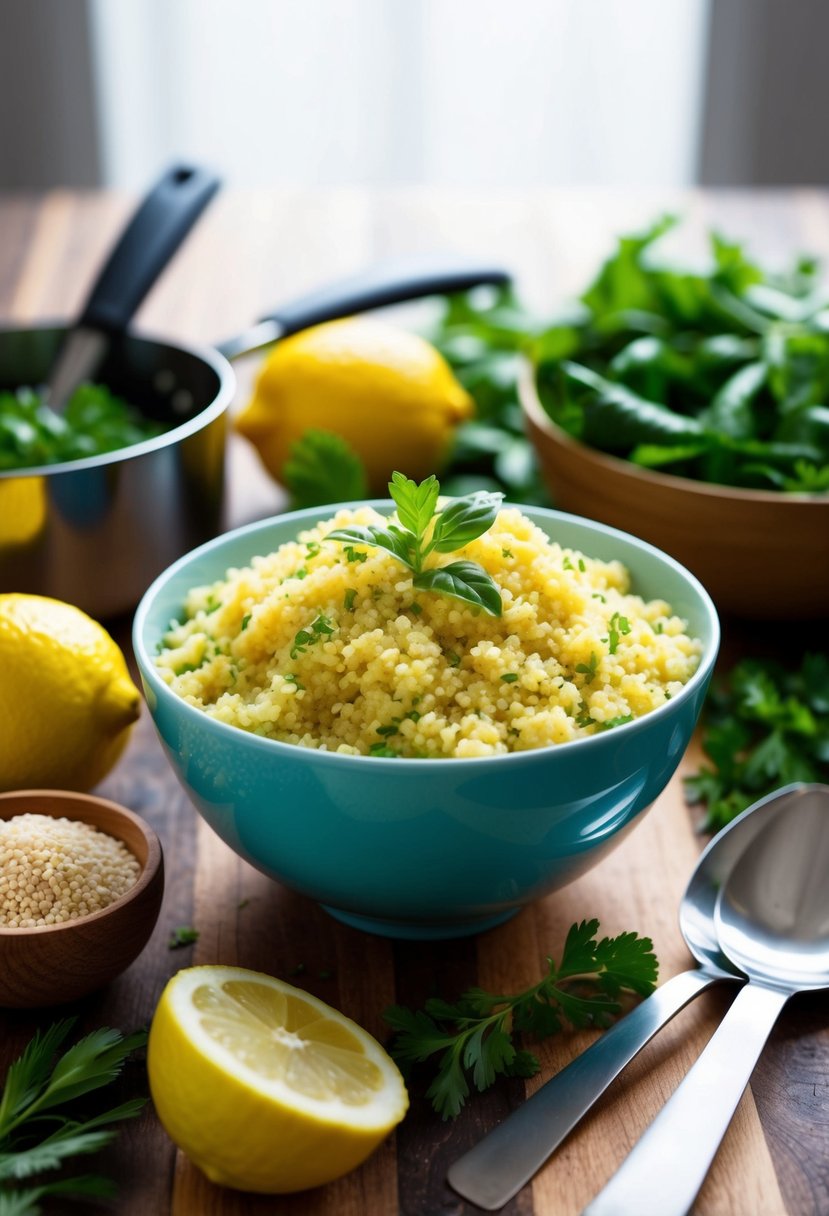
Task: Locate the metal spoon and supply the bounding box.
[583,781,829,1216]
[447,783,803,1211]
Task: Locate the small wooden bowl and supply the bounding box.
[520,361,829,620]
[0,790,164,1008]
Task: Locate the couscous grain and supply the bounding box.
[0,814,141,927]
[156,505,702,758]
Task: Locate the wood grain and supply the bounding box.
[1,189,828,1214]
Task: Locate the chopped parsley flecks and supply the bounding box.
[576,652,600,684]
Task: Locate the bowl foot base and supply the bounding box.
[321,904,520,940]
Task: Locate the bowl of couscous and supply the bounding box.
[0,789,164,1006]
[133,494,718,939]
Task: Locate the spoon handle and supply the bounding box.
[447,968,722,1211]
[583,980,790,1216]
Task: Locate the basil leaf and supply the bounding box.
[327,525,415,569]
[413,561,502,616]
[388,472,440,539]
[430,490,504,554]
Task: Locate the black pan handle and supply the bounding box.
[217,257,512,360]
[79,163,221,333]
[261,257,511,337]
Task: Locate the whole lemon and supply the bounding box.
[148,965,409,1193]
[0,594,141,792]
[236,317,473,492]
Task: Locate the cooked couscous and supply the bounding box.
[156,503,701,758]
[0,814,141,927]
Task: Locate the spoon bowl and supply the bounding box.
[717,793,829,987]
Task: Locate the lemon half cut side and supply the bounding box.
[148,965,409,1194]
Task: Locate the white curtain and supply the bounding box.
[90,0,710,188]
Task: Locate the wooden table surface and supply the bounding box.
[1,188,827,1215]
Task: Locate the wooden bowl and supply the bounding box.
[0,790,164,1008]
[520,362,829,620]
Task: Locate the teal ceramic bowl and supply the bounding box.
[133,503,719,940]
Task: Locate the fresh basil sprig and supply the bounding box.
[327,472,504,615]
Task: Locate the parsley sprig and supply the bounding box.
[328,472,504,616]
[685,653,829,831]
[384,919,657,1119]
[0,1019,146,1216]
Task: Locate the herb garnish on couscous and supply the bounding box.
[155,474,702,758]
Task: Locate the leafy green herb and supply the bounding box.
[290,613,335,660]
[283,674,304,690]
[685,653,829,831]
[328,473,503,616]
[578,558,586,572]
[0,384,165,472]
[369,743,398,757]
[240,613,251,631]
[605,612,632,655]
[446,649,461,667]
[282,429,368,508]
[343,588,357,611]
[502,548,514,558]
[534,217,829,493]
[204,594,222,614]
[384,919,657,1119]
[305,541,321,558]
[563,555,574,571]
[376,724,399,738]
[599,714,635,731]
[344,546,367,564]
[500,673,519,683]
[0,1020,146,1215]
[576,652,599,684]
[168,926,199,949]
[409,602,423,615]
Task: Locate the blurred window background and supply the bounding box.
[1,0,828,191]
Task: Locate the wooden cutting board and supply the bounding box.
[89,722,782,1216]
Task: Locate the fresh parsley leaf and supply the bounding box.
[576,652,599,683]
[385,919,657,1118]
[168,926,199,949]
[501,673,519,683]
[282,429,367,508]
[685,653,829,831]
[343,588,357,611]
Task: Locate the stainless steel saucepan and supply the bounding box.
[0,196,509,617]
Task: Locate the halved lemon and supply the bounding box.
[147,966,409,1193]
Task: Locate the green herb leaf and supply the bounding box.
[168,926,199,949]
[429,490,503,553]
[413,561,502,617]
[388,472,440,539]
[282,429,367,508]
[327,524,415,569]
[385,920,657,1118]
[0,1023,145,1213]
[685,653,829,831]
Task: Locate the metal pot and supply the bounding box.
[0,259,509,617]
